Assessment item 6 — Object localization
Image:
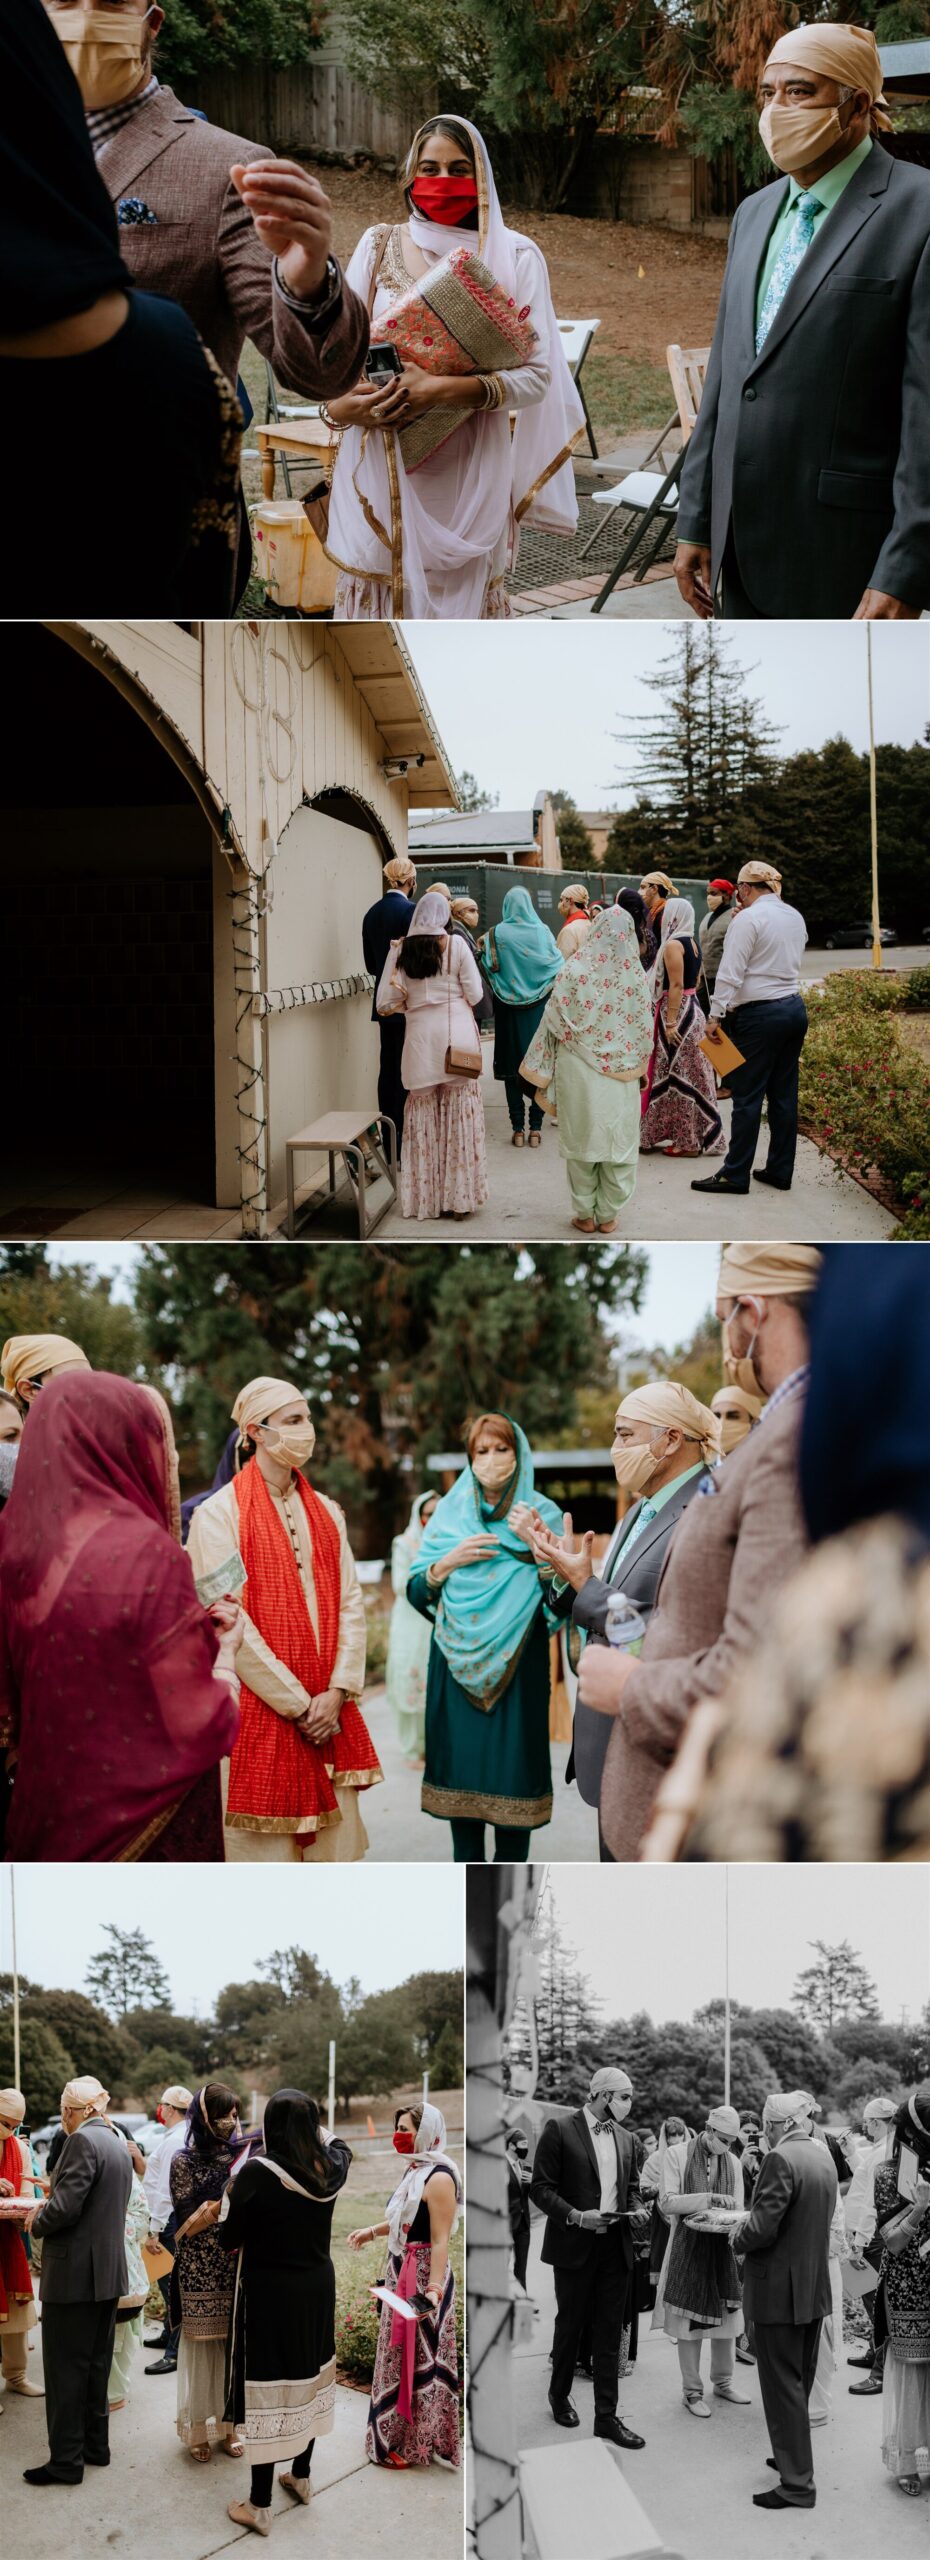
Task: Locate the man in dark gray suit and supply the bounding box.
[528,1382,719,1856]
[734,2090,837,2512]
[24,2078,131,2487]
[674,22,930,621]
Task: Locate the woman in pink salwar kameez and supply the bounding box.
[376,892,489,1221]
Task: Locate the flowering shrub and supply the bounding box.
[800,973,930,1238]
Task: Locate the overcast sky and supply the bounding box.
[548,1865,930,2028]
[404,620,930,809]
[4,1867,463,2017]
[49,1243,721,1357]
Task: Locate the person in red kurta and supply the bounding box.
[0,2087,42,2394]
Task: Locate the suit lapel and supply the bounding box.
[748,148,892,373]
[97,86,197,201]
[574,2109,600,2192]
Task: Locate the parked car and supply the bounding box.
[29,2109,152,2156]
[822,923,898,948]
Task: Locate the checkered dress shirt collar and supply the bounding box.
[86,73,159,158]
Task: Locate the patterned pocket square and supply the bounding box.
[117,196,157,226]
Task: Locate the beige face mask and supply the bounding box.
[472,1449,516,1493]
[263,1420,316,1471]
[611,1437,663,1495]
[721,1304,762,1399]
[758,100,845,175]
[48,7,154,111]
[717,1415,751,1458]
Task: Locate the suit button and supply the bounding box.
[743,386,757,401]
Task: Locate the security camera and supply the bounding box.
[379,754,426,781]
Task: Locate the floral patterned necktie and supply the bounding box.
[755,191,823,353]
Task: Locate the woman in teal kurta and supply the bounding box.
[409,1412,563,1863]
[478,887,561,1149]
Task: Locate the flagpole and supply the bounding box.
[723,1868,730,2109]
[867,625,882,970]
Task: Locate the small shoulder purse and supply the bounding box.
[444,936,482,1079]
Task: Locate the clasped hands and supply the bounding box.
[297,1685,346,1745]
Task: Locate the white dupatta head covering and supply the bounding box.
[406,891,451,937]
[328,118,585,619]
[385,2100,462,2253]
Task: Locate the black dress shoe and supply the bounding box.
[24,2464,84,2487]
[690,1171,749,1194]
[846,2352,875,2369]
[84,2450,111,2466]
[753,1168,791,1190]
[754,2488,815,2510]
[145,2356,178,2375]
[849,2373,883,2394]
[594,2417,645,2450]
[144,2334,168,2350]
[548,2396,579,2428]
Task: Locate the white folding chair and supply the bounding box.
[556,317,601,457]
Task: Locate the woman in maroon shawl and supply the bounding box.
[0,1371,241,1861]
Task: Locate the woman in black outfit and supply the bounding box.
[219,2088,351,2539]
[1,0,241,617]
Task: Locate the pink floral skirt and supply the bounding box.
[640,995,725,1158]
[401,1082,489,1220]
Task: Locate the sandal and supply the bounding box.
[227,2501,271,2536]
[281,2472,312,2504]
[189,2445,212,2463]
[219,2436,245,2457]
[511,1131,525,1147]
[528,1131,541,1147]
[571,1217,596,1234]
[597,1221,618,1234]
[898,2477,923,2496]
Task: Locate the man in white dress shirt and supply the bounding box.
[692,860,809,1196]
[142,2086,193,2375]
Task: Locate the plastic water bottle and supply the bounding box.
[603,1586,646,1651]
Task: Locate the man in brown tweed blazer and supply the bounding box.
[47,0,368,591]
[578,1243,823,1861]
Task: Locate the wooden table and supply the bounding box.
[255,417,340,502]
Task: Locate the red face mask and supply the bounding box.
[410,174,478,227]
[393,2129,416,2154]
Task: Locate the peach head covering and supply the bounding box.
[617,1382,720,1463]
[738,860,782,895]
[61,2076,110,2123]
[719,1243,823,1298]
[232,1377,312,1439]
[766,24,892,131]
[2,1333,90,1393]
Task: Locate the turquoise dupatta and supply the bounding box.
[478,887,561,1007]
[415,1416,563,1708]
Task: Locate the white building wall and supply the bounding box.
[262,805,385,1203]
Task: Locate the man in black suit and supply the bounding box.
[530,2066,650,2448]
[362,855,417,1157]
[528,1381,719,1855]
[675,22,930,621]
[505,2129,533,2292]
[734,2090,837,2511]
[24,2078,132,2488]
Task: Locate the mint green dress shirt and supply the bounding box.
[755,137,873,332]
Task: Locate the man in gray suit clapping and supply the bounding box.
[23,2077,132,2488]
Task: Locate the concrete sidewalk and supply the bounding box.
[510,2230,923,2560]
[381,1045,893,1242]
[2,2323,458,2560]
[363,1682,598,1865]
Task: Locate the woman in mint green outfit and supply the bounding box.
[478,886,561,1148]
[409,1412,564,1862]
[385,1490,438,1764]
[521,904,653,1232]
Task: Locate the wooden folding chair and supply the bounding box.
[587,342,710,614]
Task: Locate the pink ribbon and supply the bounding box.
[391,2242,422,2420]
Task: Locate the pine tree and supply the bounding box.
[791,1940,881,2036]
[0,1245,142,1378]
[612,625,781,855]
[85,1925,171,2022]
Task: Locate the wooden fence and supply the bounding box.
[186,62,435,162]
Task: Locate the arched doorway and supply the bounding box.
[2,626,222,1231]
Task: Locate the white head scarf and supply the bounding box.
[328,118,585,618]
[385,2099,462,2253]
[406,891,451,937]
[660,898,696,942]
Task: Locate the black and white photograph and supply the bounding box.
[466,1861,930,2558]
